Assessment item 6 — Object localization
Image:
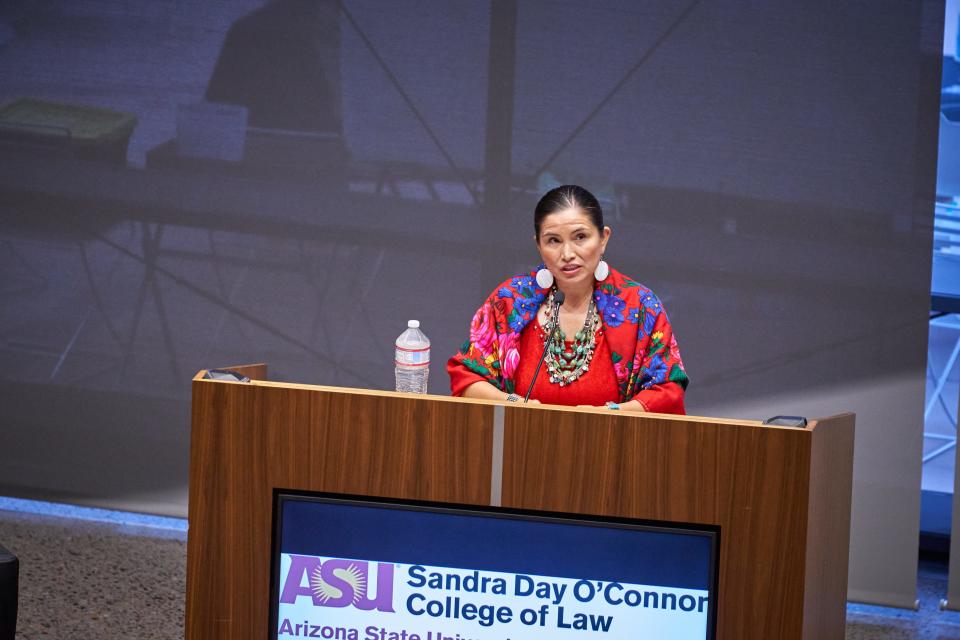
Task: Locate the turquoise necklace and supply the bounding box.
[542,290,600,387]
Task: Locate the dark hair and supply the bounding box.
[534,184,603,238]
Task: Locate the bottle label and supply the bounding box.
[395,345,430,367]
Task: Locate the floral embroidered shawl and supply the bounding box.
[448,266,688,403]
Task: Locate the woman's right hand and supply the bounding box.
[462,381,541,404]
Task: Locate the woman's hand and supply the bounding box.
[462,381,512,400]
[462,382,541,405]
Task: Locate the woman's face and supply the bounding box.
[536,207,611,290]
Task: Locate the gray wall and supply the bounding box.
[0,0,941,606]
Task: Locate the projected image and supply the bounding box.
[271,494,717,640]
[0,0,938,520]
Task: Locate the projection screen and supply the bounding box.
[0,0,942,607]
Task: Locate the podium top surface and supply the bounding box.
[192,368,850,431]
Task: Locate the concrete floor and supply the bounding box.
[0,508,185,640]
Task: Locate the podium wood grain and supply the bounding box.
[187,376,494,640]
[187,370,853,640]
[500,409,852,639]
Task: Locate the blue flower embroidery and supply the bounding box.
[640,292,662,314]
[641,309,657,337]
[511,276,535,290]
[515,295,539,318]
[640,354,668,388]
[596,293,626,327]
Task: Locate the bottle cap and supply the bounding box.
[408,320,420,328]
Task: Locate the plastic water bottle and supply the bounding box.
[395,320,430,393]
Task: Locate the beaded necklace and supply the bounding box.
[542,289,601,386]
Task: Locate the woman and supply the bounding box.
[447,185,687,413]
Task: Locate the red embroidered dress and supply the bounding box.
[447,266,688,414]
[513,315,619,405]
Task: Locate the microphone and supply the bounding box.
[524,290,564,403]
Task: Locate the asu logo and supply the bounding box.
[279,556,395,612]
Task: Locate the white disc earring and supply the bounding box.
[535,268,554,288]
[594,259,609,281]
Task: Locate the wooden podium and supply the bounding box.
[186,364,854,640]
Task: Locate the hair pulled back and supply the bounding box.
[534,185,603,238]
